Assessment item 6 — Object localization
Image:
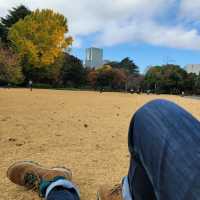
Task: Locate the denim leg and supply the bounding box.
[47,187,80,200]
[128,154,156,200]
[128,99,200,200]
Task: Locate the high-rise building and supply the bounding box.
[85,47,103,68]
[185,64,200,75]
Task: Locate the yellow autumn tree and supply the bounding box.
[8,9,73,67]
[96,65,112,73]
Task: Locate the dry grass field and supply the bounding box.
[0,89,200,200]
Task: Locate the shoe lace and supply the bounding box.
[24,171,40,192]
[110,184,122,196]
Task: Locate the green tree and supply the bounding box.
[108,57,139,75]
[95,65,127,90]
[183,73,196,94]
[145,64,187,94]
[145,66,162,92]
[24,55,64,85]
[8,9,72,67]
[195,73,200,94]
[60,53,85,87]
[0,23,7,43]
[0,47,24,85]
[107,61,120,69]
[111,68,127,89]
[87,70,98,89]
[0,5,31,44]
[120,57,139,75]
[96,65,113,89]
[162,64,187,93]
[126,74,144,92]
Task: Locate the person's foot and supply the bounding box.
[97,184,123,200]
[7,161,72,191]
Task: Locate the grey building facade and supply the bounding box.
[185,64,200,75]
[85,47,103,68]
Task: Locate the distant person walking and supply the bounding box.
[7,83,11,89]
[29,80,33,91]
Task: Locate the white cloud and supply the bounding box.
[96,20,200,50]
[1,0,200,50]
[179,0,200,21]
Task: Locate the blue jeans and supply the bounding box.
[127,99,200,200]
[46,99,200,200]
[47,187,79,200]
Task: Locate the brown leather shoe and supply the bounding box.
[97,184,123,200]
[7,161,72,190]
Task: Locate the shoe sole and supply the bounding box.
[7,160,72,183]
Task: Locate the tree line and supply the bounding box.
[144,65,200,94]
[0,5,200,95]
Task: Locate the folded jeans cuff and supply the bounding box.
[45,179,80,199]
[122,176,133,200]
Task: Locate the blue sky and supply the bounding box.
[72,41,200,73]
[1,0,200,73]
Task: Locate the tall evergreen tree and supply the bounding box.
[108,57,139,75]
[0,5,31,43]
[120,57,139,75]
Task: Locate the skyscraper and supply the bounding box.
[85,47,103,68]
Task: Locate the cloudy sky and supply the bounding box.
[1,0,200,72]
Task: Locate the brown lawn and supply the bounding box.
[0,89,200,200]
